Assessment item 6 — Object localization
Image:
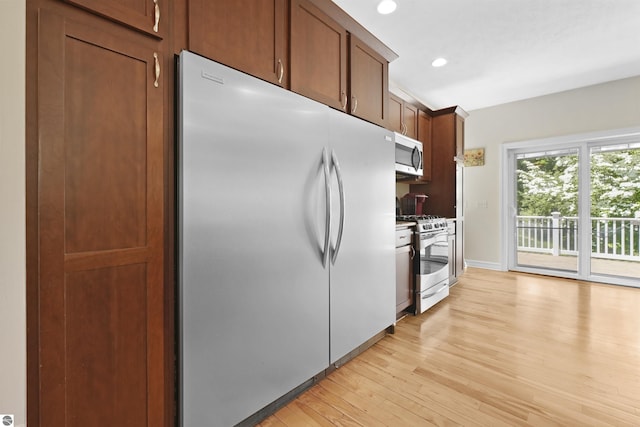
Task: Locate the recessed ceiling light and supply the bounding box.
[432,57,448,67]
[377,0,397,15]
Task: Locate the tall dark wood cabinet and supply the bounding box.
[188,0,289,87]
[26,2,172,426]
[412,107,466,218]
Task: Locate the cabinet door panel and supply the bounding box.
[34,10,166,427]
[64,0,166,38]
[349,35,388,127]
[417,110,432,181]
[403,103,418,139]
[65,265,148,426]
[291,0,347,110]
[428,113,456,218]
[189,0,288,86]
[388,93,403,133]
[395,245,412,313]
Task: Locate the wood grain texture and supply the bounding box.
[259,268,640,426]
[30,8,168,426]
[290,0,348,110]
[349,34,388,127]
[189,0,288,87]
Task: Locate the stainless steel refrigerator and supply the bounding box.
[178,51,395,427]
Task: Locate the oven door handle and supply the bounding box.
[422,284,449,300]
[321,147,331,268]
[331,149,345,265]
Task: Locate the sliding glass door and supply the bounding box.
[503,129,640,287]
[515,149,579,273]
[590,144,640,279]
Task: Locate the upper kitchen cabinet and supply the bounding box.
[349,35,389,127]
[291,0,397,125]
[188,0,289,87]
[290,0,348,110]
[388,93,418,139]
[403,103,418,139]
[389,93,403,134]
[63,0,167,38]
[416,110,432,181]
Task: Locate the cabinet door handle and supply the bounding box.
[402,123,407,135]
[153,53,160,88]
[341,91,347,111]
[410,245,416,260]
[277,59,284,84]
[153,0,160,33]
[351,96,358,114]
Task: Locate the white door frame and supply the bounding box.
[500,126,640,287]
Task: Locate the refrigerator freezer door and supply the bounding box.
[179,51,330,427]
[328,110,396,364]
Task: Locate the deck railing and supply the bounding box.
[517,214,640,261]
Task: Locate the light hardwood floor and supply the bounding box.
[258,267,640,426]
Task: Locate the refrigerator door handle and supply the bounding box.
[331,149,345,265]
[321,147,332,268]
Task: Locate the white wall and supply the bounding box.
[0,1,26,426]
[464,76,640,269]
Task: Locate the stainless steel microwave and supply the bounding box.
[394,132,423,177]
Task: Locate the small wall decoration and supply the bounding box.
[464,148,485,167]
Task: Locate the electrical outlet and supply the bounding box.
[0,415,14,427]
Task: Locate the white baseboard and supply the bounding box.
[464,259,505,271]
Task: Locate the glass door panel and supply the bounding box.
[590,143,640,279]
[515,149,579,272]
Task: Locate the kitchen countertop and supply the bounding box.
[396,221,416,230]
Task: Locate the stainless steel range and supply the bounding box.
[397,215,450,314]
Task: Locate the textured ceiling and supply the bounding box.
[332,0,640,111]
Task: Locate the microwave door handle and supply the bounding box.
[330,149,345,265]
[321,148,331,268]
